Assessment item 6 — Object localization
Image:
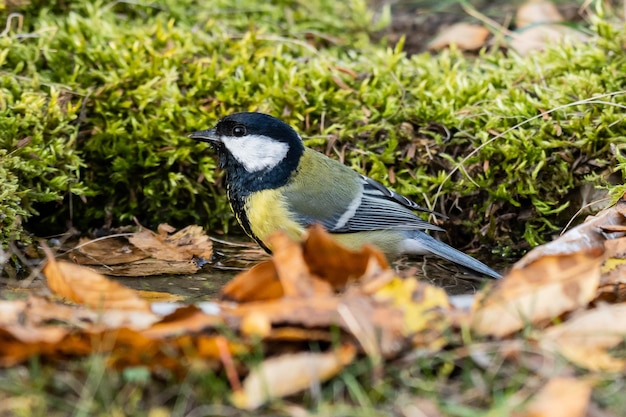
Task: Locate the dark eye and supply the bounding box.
[232,125,246,137]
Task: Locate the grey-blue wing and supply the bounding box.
[359,175,440,215]
[285,170,444,233]
[330,176,444,232]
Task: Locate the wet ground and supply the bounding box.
[1,235,507,302]
[372,0,585,54]
[114,235,504,302]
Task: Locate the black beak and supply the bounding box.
[188,128,220,143]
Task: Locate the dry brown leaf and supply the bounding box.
[598,224,626,233]
[222,261,284,302]
[303,224,388,289]
[225,293,408,358]
[1,296,158,332]
[0,327,70,366]
[222,226,384,302]
[428,23,490,51]
[472,249,603,337]
[43,251,151,311]
[515,200,626,269]
[511,0,588,56]
[516,0,563,28]
[268,231,332,298]
[540,303,626,371]
[87,258,200,277]
[516,377,591,417]
[510,25,589,56]
[70,236,149,265]
[231,344,356,410]
[596,237,626,303]
[0,296,159,366]
[129,224,213,262]
[224,297,342,329]
[137,290,185,303]
[139,305,224,339]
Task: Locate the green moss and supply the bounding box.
[0,72,87,245]
[0,0,624,251]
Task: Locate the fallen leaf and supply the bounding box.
[303,224,388,289]
[596,237,626,303]
[0,326,70,366]
[231,344,356,410]
[472,249,604,337]
[375,277,450,335]
[515,199,625,269]
[540,303,626,371]
[137,290,185,303]
[268,231,332,298]
[509,24,589,56]
[1,296,158,332]
[222,226,384,302]
[43,249,151,311]
[428,23,490,51]
[225,297,342,329]
[516,377,591,417]
[222,261,284,302]
[0,296,159,366]
[510,0,588,56]
[129,224,213,262]
[139,305,224,339]
[516,0,563,28]
[225,293,408,358]
[69,236,148,265]
[87,258,200,277]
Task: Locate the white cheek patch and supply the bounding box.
[221,134,289,172]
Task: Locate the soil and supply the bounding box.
[371,0,585,54]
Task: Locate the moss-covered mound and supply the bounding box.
[1,0,625,252]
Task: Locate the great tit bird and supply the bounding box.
[189,112,501,279]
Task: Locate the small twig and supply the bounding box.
[0,13,23,37]
[560,196,612,235]
[460,1,516,38]
[58,233,135,256]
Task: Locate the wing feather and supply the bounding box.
[330,176,444,232]
[283,151,444,232]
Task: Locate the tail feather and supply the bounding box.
[404,231,502,279]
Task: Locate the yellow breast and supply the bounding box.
[245,189,305,247]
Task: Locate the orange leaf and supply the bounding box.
[303,224,388,289]
[268,231,333,298]
[472,249,603,337]
[43,249,150,311]
[222,227,388,302]
[221,261,284,302]
[428,23,490,51]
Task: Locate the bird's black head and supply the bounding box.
[189,112,305,194]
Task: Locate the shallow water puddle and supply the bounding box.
[2,236,506,301]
